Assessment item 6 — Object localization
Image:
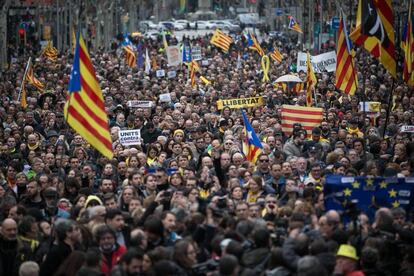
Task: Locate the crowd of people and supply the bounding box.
[0,23,413,276]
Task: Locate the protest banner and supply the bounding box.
[166,45,181,66]
[216,96,264,110]
[119,129,141,146]
[297,51,336,73]
[127,100,153,108]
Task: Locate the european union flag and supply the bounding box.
[324,175,414,220]
[69,31,81,93]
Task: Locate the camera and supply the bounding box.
[216,197,227,209]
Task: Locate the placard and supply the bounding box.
[401,125,414,133]
[127,100,153,108]
[167,71,177,79]
[166,45,181,66]
[159,93,171,102]
[119,129,141,146]
[297,51,336,73]
[192,46,202,60]
[156,70,165,77]
[201,60,209,66]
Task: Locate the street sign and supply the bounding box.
[332,17,340,30]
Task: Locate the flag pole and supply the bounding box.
[18,57,31,102]
[382,78,396,138]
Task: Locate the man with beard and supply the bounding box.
[283,131,305,159]
[21,180,46,212]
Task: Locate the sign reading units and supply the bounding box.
[119,129,141,146]
[401,125,414,133]
[216,96,264,110]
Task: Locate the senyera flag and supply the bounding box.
[242,109,263,164]
[281,105,323,137]
[64,32,114,159]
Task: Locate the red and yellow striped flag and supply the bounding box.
[306,52,316,107]
[65,32,113,159]
[20,80,27,108]
[42,40,58,62]
[25,60,45,91]
[269,48,283,63]
[349,0,396,77]
[123,45,136,68]
[281,105,323,137]
[335,14,357,96]
[210,29,233,52]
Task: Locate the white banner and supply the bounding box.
[192,46,202,60]
[159,93,171,102]
[156,69,165,77]
[127,100,153,108]
[166,45,181,66]
[119,129,141,146]
[401,125,414,133]
[297,51,337,73]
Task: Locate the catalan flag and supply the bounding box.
[42,40,58,62]
[335,13,357,96]
[210,29,233,52]
[402,0,414,86]
[349,0,396,77]
[25,58,45,91]
[288,16,303,34]
[274,82,304,94]
[281,105,323,137]
[122,34,136,68]
[247,32,265,56]
[269,48,283,63]
[242,110,263,164]
[64,32,113,159]
[306,52,317,107]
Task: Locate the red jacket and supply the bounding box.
[347,271,365,276]
[101,245,127,275]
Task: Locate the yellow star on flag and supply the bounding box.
[344,188,352,197]
[392,200,400,208]
[352,181,360,189]
[366,178,374,186]
[388,189,397,198]
[379,181,388,189]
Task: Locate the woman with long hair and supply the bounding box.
[173,239,198,276]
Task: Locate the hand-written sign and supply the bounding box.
[297,51,336,73]
[216,96,264,110]
[119,129,141,146]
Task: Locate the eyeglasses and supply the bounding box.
[259,159,269,162]
[266,201,277,204]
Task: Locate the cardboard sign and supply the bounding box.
[127,100,153,108]
[166,45,181,66]
[216,96,264,110]
[297,51,336,73]
[159,93,171,102]
[192,46,202,60]
[119,129,141,146]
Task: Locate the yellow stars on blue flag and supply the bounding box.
[352,181,360,189]
[344,188,353,197]
[379,180,388,189]
[366,178,374,187]
[388,189,397,198]
[392,200,400,208]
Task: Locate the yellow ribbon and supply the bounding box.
[261,55,270,82]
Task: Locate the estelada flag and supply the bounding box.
[65,32,113,159]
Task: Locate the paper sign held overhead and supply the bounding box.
[119,129,141,146]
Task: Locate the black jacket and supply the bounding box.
[39,241,72,276]
[0,237,18,276]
